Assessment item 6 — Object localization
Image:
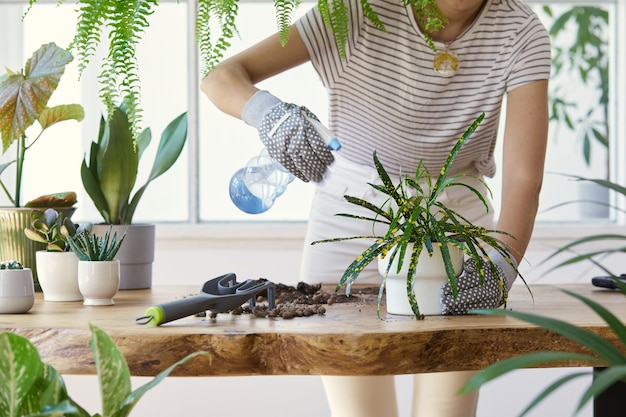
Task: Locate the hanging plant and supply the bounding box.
[24,0,445,139]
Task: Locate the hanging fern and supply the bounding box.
[275,0,301,47]
[23,0,448,139]
[196,0,240,78]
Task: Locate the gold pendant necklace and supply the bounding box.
[433,44,459,77]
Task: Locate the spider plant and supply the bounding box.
[312,113,521,319]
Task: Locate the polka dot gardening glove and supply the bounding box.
[242,90,334,182]
[440,251,517,315]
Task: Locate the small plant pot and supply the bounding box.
[78,260,120,306]
[378,243,464,316]
[36,251,81,302]
[0,268,35,313]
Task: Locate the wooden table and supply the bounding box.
[1,283,625,379]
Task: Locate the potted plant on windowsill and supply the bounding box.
[24,208,92,302]
[0,323,208,417]
[312,113,522,319]
[67,226,126,306]
[81,103,187,290]
[0,42,84,284]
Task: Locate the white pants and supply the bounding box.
[300,155,494,417]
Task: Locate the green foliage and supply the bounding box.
[196,0,240,77]
[80,104,187,225]
[461,176,626,416]
[544,6,609,166]
[67,227,126,261]
[461,284,626,416]
[24,208,92,252]
[312,113,521,319]
[0,324,209,417]
[0,42,84,207]
[0,260,23,270]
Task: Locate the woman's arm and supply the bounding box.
[201,25,311,119]
[497,79,550,264]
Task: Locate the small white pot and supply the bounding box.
[36,251,81,302]
[378,243,464,316]
[0,268,35,313]
[78,260,120,306]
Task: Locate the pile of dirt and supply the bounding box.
[203,280,378,320]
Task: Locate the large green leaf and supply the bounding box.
[38,104,85,130]
[95,107,139,224]
[0,332,44,417]
[123,111,187,223]
[0,43,73,152]
[89,324,131,417]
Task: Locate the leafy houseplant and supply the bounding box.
[22,0,445,141]
[24,208,92,252]
[81,104,187,225]
[67,227,126,262]
[0,42,84,208]
[0,323,208,417]
[312,113,521,319]
[460,177,626,416]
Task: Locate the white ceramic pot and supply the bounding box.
[78,260,120,306]
[0,268,35,313]
[378,243,464,316]
[36,251,81,301]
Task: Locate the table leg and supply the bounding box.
[593,367,626,417]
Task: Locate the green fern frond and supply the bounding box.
[197,0,240,77]
[275,0,301,46]
[359,0,385,31]
[318,0,349,58]
[404,0,447,52]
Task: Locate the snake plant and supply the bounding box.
[312,113,521,319]
[0,324,208,417]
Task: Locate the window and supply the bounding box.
[1,0,624,228]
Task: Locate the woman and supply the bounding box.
[202,0,550,415]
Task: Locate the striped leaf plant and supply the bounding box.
[312,113,521,319]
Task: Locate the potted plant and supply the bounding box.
[0,323,208,417]
[81,103,187,290]
[0,260,35,314]
[24,208,92,302]
[67,227,126,306]
[312,113,521,319]
[0,42,84,281]
[460,176,626,416]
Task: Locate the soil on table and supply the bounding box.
[201,279,379,320]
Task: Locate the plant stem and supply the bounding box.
[15,133,26,207]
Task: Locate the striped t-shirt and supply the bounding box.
[295,0,551,177]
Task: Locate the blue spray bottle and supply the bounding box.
[229,117,341,214]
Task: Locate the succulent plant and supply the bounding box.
[67,227,126,262]
[0,260,23,270]
[24,208,91,252]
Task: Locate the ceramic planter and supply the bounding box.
[36,251,81,301]
[0,207,77,291]
[91,224,155,290]
[78,260,120,306]
[0,268,35,313]
[378,243,464,316]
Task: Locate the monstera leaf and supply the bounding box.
[0,42,74,152]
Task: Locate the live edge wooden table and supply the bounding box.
[2,284,625,415]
